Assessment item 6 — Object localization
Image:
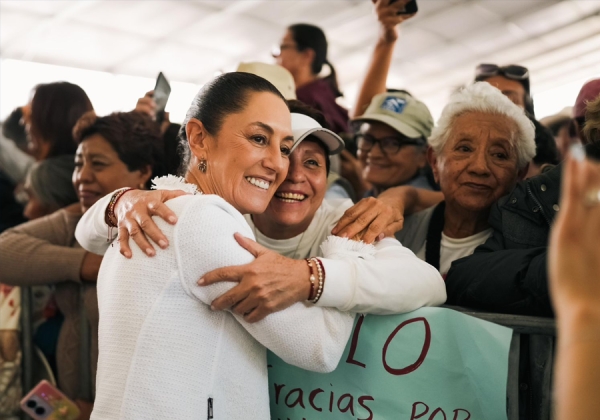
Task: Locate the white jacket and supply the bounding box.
[89,194,354,420]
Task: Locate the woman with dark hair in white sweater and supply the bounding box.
[84,72,355,420]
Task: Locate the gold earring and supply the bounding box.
[198,158,207,173]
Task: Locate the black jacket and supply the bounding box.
[445,164,561,317]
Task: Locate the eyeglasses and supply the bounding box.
[271,43,298,58]
[475,64,529,81]
[355,133,423,155]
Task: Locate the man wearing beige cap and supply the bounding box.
[351,91,436,197]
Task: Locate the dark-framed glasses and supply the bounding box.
[355,133,423,155]
[475,64,529,81]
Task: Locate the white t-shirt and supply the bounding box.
[244,198,352,260]
[416,229,493,278]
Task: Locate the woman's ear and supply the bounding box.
[427,146,441,184]
[186,118,210,157]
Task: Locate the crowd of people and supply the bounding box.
[1,0,599,419]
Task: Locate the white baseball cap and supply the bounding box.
[291,113,345,155]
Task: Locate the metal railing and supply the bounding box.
[18,296,554,420]
[446,306,556,420]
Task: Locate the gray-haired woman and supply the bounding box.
[396,82,536,277]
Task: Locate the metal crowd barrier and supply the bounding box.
[19,291,553,420]
[446,305,556,420]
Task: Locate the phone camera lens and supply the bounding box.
[26,400,37,408]
[35,406,46,415]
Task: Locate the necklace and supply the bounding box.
[252,219,308,260]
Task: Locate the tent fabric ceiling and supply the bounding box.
[1,0,599,116]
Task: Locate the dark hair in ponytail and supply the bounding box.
[177,72,286,174]
[288,23,343,98]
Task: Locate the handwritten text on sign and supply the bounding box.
[268,307,512,420]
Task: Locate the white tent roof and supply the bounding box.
[1,0,599,119]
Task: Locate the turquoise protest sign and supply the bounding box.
[268,307,512,420]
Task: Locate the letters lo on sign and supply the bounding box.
[268,307,513,420]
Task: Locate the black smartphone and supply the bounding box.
[153,72,171,124]
[391,0,418,15]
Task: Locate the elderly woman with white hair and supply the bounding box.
[396,82,536,278]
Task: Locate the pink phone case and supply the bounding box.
[20,380,81,420]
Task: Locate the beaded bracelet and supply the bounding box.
[305,259,317,301]
[105,187,133,228]
[315,258,326,282]
[309,257,325,304]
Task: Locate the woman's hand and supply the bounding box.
[549,150,600,420]
[114,189,189,258]
[80,252,103,282]
[549,153,600,319]
[199,233,311,323]
[373,0,417,44]
[134,91,156,119]
[331,196,404,243]
[133,90,171,135]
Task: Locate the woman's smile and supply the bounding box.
[274,190,308,203]
[246,176,272,191]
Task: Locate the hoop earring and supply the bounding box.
[198,158,207,173]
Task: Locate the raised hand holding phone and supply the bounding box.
[134,90,156,118]
[373,0,417,43]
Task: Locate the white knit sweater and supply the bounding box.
[90,194,355,420]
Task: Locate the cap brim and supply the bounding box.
[291,127,345,155]
[351,113,423,140]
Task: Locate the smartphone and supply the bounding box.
[153,72,171,124]
[20,380,80,420]
[391,0,418,15]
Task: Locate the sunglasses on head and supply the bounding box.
[475,64,529,81]
[355,133,423,156]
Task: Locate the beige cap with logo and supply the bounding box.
[236,62,297,100]
[351,92,434,141]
